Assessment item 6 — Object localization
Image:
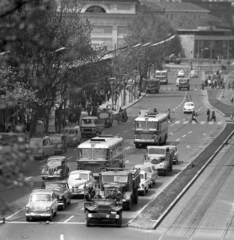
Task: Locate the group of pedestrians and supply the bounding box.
[190,108,216,124]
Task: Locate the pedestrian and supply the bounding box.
[207,108,210,122]
[210,109,216,122]
[168,109,172,122]
[154,108,158,114]
[190,110,197,123]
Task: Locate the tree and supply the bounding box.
[121,12,179,91]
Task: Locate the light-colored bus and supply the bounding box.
[133,112,168,148]
[155,70,168,84]
[76,135,124,179]
[146,78,160,93]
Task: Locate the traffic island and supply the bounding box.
[128,123,234,230]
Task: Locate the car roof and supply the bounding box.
[184,102,194,104]
[32,189,53,194]
[48,156,66,160]
[101,171,130,176]
[69,170,91,175]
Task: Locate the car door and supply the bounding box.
[47,138,55,156]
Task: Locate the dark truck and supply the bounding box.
[164,54,181,64]
[84,168,141,227]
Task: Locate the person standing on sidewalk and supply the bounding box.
[167,109,172,123]
[207,108,210,122]
[210,109,216,122]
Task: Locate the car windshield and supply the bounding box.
[148,148,165,155]
[185,103,194,107]
[30,139,42,147]
[45,183,66,191]
[30,193,51,202]
[48,159,61,165]
[69,173,89,180]
[78,148,108,160]
[179,79,188,83]
[135,121,157,129]
[50,136,61,143]
[102,175,128,183]
[65,129,76,134]
[82,119,95,125]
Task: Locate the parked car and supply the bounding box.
[25,189,58,222]
[49,133,67,154]
[183,102,195,113]
[41,156,69,180]
[68,170,96,197]
[135,164,158,187]
[43,181,72,210]
[27,136,55,160]
[63,125,81,147]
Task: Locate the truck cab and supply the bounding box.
[144,146,173,176]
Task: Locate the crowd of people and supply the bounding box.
[202,69,225,89]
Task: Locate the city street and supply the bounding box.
[0,67,227,240]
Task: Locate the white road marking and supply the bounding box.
[64,216,74,223]
[81,207,84,210]
[125,147,131,150]
[182,119,186,121]
[170,124,175,126]
[123,130,128,133]
[169,132,173,135]
[125,160,130,163]
[176,138,180,142]
[200,121,205,124]
[187,145,191,148]
[183,121,189,124]
[217,121,222,125]
[6,208,24,220]
[7,221,86,225]
[209,122,214,125]
[188,131,192,134]
[192,121,197,124]
[182,135,186,138]
[60,234,64,240]
[203,133,207,135]
[175,121,180,124]
[25,176,32,180]
[67,156,73,161]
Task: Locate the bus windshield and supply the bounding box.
[78,148,108,160]
[135,121,157,129]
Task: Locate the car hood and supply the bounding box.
[47,163,60,168]
[68,179,87,188]
[148,154,164,159]
[27,202,52,211]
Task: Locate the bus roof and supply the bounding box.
[135,113,168,122]
[78,135,124,149]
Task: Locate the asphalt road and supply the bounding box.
[0,66,227,240]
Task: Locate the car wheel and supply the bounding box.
[68,196,71,205]
[54,209,57,216]
[61,200,66,210]
[116,212,122,227]
[142,189,146,196]
[135,143,140,148]
[126,199,132,210]
[86,213,91,227]
[42,177,45,180]
[26,217,31,222]
[48,212,53,221]
[59,172,63,180]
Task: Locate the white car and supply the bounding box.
[165,145,179,164]
[190,70,198,78]
[138,109,150,117]
[176,78,184,86]
[183,102,195,113]
[68,170,96,197]
[25,189,58,222]
[177,70,185,77]
[135,164,158,187]
[138,171,151,196]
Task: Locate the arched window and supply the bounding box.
[85,6,106,13]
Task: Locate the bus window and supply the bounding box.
[148,122,157,129]
[136,121,146,128]
[93,148,108,160]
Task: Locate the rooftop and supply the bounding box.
[157,2,210,12]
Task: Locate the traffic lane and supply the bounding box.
[0,223,158,240]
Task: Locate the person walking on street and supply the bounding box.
[190,110,198,123]
[210,109,216,122]
[207,108,210,122]
[168,109,172,123]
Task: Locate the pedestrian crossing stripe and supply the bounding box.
[201,121,205,124]
[208,122,214,125]
[175,121,180,124]
[192,121,196,124]
[183,121,189,124]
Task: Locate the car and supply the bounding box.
[138,109,150,117]
[25,189,58,222]
[190,70,198,78]
[165,145,179,164]
[41,156,70,180]
[138,171,151,196]
[177,70,185,77]
[176,78,182,86]
[135,164,158,187]
[63,125,82,147]
[42,181,72,210]
[49,133,67,154]
[183,102,195,113]
[68,170,96,197]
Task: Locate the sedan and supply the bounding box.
[183,102,195,113]
[135,164,158,187]
[177,70,185,77]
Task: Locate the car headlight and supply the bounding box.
[134,135,139,139]
[46,206,51,213]
[59,196,63,200]
[25,207,30,213]
[159,163,164,168]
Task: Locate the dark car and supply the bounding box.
[43,181,72,210]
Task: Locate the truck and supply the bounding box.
[143,146,173,176]
[84,168,141,227]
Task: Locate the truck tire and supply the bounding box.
[133,188,138,204]
[116,212,122,227]
[164,169,167,176]
[124,199,132,211]
[86,218,91,227]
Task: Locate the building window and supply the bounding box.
[85,6,106,13]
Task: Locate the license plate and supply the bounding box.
[106,215,110,218]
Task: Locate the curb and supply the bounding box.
[122,92,147,110]
[128,125,233,230]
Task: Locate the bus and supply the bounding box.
[155,70,168,84]
[76,135,124,179]
[146,78,160,93]
[133,112,168,148]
